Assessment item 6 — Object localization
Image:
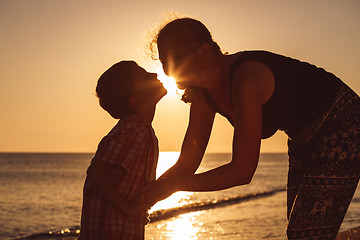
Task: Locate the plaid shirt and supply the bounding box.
[79,113,159,240]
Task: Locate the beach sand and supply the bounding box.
[17,190,359,240]
[336,226,360,240]
[16,190,360,240]
[17,226,359,240]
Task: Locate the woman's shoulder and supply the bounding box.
[229,51,273,78]
[230,57,275,106]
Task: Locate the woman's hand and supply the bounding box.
[136,178,178,206]
[112,194,152,216]
[122,198,152,216]
[182,87,214,115]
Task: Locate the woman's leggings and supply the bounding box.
[286,86,360,240]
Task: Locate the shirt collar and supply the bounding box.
[122,113,151,127]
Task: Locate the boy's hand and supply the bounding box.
[134,181,156,204]
[117,197,151,216]
[129,197,153,214]
[110,193,151,216]
[135,178,177,205]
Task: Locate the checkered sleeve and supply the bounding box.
[100,128,147,172]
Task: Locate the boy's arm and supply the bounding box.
[87,158,147,215]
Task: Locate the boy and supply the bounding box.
[79,61,167,240]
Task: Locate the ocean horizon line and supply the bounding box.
[0,151,287,154]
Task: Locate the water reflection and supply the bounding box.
[155,212,204,240]
[151,152,194,212]
[147,152,203,239]
[149,191,192,213]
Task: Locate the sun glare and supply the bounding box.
[156,212,203,239]
[155,67,179,95]
[149,152,194,213]
[156,151,180,178]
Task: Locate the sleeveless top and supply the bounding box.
[203,50,344,139]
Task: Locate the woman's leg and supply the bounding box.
[287,139,307,220]
[287,173,359,239]
[287,95,360,240]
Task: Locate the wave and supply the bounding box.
[148,188,286,222]
[14,228,79,240]
[14,188,285,239]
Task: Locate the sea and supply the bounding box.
[0,152,359,240]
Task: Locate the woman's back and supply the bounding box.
[228,51,345,138]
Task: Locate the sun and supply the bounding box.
[155,66,179,95]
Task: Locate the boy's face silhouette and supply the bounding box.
[130,65,167,104]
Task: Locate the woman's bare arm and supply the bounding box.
[171,61,273,191]
[146,61,274,200]
[160,98,216,178]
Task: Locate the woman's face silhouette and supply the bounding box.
[158,40,203,90]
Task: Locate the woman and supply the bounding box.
[142,18,360,239]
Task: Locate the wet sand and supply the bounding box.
[336,226,360,240]
[16,226,360,240]
[16,190,360,240]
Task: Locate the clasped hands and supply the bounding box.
[130,177,177,213]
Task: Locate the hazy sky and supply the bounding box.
[1,0,359,153]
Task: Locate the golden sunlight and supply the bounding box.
[155,67,179,95]
[149,152,194,213]
[157,212,203,239]
[156,151,180,178]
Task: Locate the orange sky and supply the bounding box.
[1,0,359,153]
